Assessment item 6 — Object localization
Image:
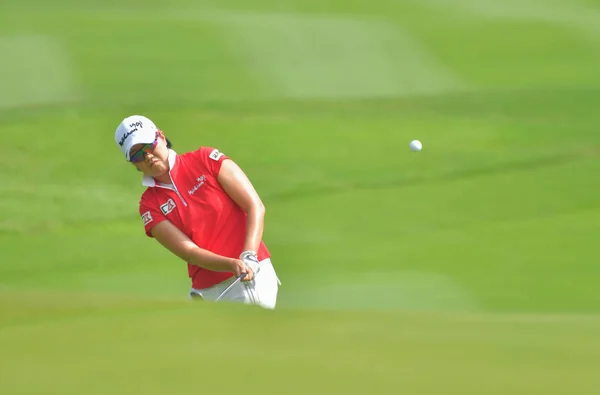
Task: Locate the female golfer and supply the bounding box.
[114,115,280,309]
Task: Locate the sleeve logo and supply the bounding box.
[209,148,224,161]
[142,211,153,226]
[160,198,177,215]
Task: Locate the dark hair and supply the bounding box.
[166,137,172,148]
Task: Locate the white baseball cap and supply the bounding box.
[115,115,159,161]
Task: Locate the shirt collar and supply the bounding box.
[142,149,177,187]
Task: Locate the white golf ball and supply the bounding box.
[409,140,422,152]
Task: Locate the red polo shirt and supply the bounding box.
[138,147,271,289]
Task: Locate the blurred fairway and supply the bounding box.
[2,0,600,394]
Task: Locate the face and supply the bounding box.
[128,133,170,177]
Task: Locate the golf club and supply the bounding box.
[214,272,247,302]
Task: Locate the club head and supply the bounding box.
[189,290,204,300]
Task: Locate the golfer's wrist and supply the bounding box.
[228,257,243,271]
[240,250,257,259]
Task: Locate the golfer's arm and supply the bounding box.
[150,220,236,272]
[218,159,265,253]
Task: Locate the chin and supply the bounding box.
[151,166,168,177]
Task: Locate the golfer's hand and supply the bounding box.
[231,259,254,281]
[240,250,260,274]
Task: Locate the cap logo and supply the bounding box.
[118,121,144,146]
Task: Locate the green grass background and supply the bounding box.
[2,0,600,394]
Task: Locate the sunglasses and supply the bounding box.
[129,134,159,163]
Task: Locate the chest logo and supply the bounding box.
[188,175,206,195]
[160,198,177,215]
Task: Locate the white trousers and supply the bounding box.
[189,258,280,309]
